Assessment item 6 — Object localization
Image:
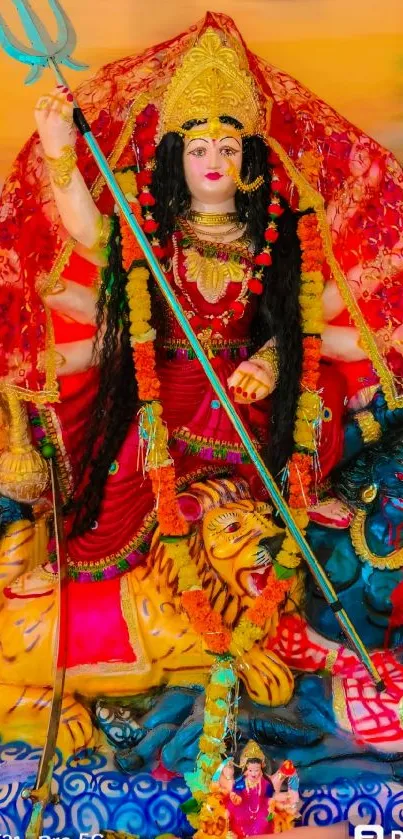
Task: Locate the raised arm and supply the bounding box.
[34,86,110,375]
[34,85,102,250]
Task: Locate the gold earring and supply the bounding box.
[226,160,264,193]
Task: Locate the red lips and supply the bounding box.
[205,172,222,180]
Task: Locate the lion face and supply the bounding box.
[201,499,283,605]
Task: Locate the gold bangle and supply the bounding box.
[47,279,67,296]
[37,350,66,373]
[324,648,338,673]
[36,275,66,297]
[251,346,279,381]
[45,145,77,188]
[95,214,111,251]
[355,410,382,444]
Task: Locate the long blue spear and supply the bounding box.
[0,1,384,834]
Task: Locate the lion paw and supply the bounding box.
[238,648,294,706]
[0,685,101,756]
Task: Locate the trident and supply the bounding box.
[0,1,384,836]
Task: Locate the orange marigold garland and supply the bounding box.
[179,574,292,657]
[181,590,231,655]
[167,528,293,801]
[276,211,325,569]
[116,166,188,538]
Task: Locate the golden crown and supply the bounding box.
[239,740,266,768]
[159,29,267,140]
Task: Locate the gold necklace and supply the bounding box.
[246,777,262,792]
[190,223,246,243]
[350,508,403,570]
[179,219,251,257]
[187,209,240,226]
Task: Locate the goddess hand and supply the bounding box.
[227,358,276,404]
[35,85,75,157]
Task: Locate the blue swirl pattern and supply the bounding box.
[1,741,403,836]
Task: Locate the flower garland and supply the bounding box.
[170,535,292,658]
[116,160,188,538]
[276,213,325,570]
[159,513,293,802]
[184,658,238,806]
[115,104,326,813]
[179,212,325,804]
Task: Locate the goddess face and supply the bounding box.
[183,126,242,206]
[245,760,263,783]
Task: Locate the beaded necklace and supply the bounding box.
[179,217,251,256]
[246,777,262,817]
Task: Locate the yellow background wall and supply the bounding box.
[0,0,402,185]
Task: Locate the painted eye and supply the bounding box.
[190,147,206,157]
[220,146,237,157]
[225,521,241,533]
[213,511,243,534]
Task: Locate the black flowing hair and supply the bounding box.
[72,118,303,534]
[253,205,304,479]
[71,217,138,535]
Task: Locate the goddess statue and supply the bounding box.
[192,745,299,837]
[230,742,300,836]
[1,11,403,836]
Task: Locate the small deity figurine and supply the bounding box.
[195,749,300,839]
[226,741,300,836]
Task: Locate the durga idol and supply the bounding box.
[1,11,403,788]
[2,14,402,565]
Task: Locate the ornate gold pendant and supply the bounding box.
[185,248,246,304]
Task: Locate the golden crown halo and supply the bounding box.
[239,740,266,768]
[158,28,268,140]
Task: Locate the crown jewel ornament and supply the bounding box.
[239,740,266,768]
[159,29,268,140]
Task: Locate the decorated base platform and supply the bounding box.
[1,742,403,838]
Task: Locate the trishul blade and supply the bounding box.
[0,0,87,83]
